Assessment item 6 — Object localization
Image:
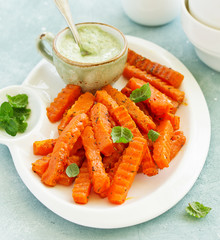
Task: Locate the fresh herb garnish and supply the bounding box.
[0,94,31,136]
[7,94,28,108]
[130,83,151,103]
[148,129,160,142]
[66,163,80,178]
[111,126,133,144]
[186,202,211,218]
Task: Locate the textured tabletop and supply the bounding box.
[0,0,220,239]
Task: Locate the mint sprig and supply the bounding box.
[111,126,133,144]
[0,94,31,136]
[130,83,151,103]
[186,202,211,218]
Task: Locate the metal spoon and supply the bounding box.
[54,0,90,56]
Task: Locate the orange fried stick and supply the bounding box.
[127,49,184,88]
[81,126,110,194]
[32,155,51,177]
[72,159,92,204]
[123,64,185,103]
[33,137,83,156]
[112,105,142,137]
[140,147,158,177]
[46,84,81,123]
[153,120,173,169]
[127,77,173,116]
[170,131,186,160]
[108,137,147,204]
[103,85,156,132]
[91,103,114,156]
[95,90,119,115]
[33,139,57,156]
[58,92,95,134]
[41,113,89,186]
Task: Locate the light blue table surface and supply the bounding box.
[0,0,220,239]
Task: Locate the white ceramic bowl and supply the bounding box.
[188,0,220,30]
[121,0,180,26]
[181,0,220,71]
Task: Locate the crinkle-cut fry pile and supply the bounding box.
[32,49,186,205]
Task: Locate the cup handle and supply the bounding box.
[36,32,55,64]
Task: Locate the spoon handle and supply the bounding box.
[54,0,81,47]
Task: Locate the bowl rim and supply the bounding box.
[181,0,220,34]
[181,0,220,55]
[53,22,128,67]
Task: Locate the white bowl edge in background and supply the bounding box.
[181,0,220,72]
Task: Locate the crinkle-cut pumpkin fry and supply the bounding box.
[127,49,184,88]
[32,149,84,179]
[108,137,147,204]
[121,86,133,97]
[33,139,57,156]
[91,103,114,156]
[127,77,172,116]
[33,137,83,157]
[121,86,152,118]
[167,97,179,114]
[72,159,92,204]
[112,105,142,137]
[81,126,110,194]
[164,113,180,131]
[170,131,186,161]
[41,113,89,186]
[123,64,185,103]
[58,92,95,134]
[135,102,152,118]
[32,155,51,177]
[153,120,173,169]
[58,172,74,186]
[67,150,85,167]
[103,151,122,173]
[69,137,83,156]
[153,113,180,131]
[103,85,156,132]
[46,84,81,123]
[140,147,158,177]
[95,90,119,115]
[99,154,124,199]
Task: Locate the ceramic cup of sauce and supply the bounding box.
[121,0,181,26]
[36,22,128,92]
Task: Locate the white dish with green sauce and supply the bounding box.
[37,22,128,92]
[57,25,122,64]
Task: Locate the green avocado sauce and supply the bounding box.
[57,25,122,63]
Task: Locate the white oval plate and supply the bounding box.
[0,36,210,229]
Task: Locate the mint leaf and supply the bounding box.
[13,108,31,121]
[7,94,28,108]
[111,126,133,143]
[130,83,151,103]
[186,202,211,218]
[148,129,160,142]
[18,121,28,133]
[66,163,79,178]
[0,102,13,117]
[5,118,18,136]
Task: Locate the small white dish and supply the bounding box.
[0,36,210,228]
[121,0,180,26]
[181,0,220,72]
[188,0,220,30]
